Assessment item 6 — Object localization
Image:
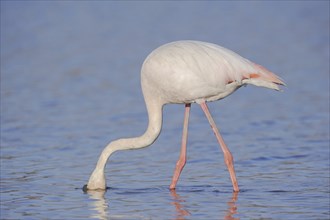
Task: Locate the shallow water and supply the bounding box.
[1,1,329,219]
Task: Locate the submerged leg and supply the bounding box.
[170,103,191,190]
[200,101,239,192]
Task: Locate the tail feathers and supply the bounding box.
[242,63,286,91]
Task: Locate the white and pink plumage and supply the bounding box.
[84,40,285,192]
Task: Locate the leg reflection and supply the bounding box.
[170,190,191,219]
[224,191,239,220]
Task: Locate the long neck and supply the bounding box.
[95,98,163,171]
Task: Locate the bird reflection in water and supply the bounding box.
[170,190,191,219]
[85,189,239,219]
[170,190,239,220]
[224,191,239,220]
[85,190,109,220]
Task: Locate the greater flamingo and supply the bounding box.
[84,40,285,192]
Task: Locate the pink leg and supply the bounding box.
[170,103,191,190]
[200,101,239,192]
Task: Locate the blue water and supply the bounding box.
[1,1,329,219]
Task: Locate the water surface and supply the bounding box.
[1,1,329,219]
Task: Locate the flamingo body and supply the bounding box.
[84,40,285,191]
[141,41,283,105]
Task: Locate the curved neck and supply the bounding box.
[95,98,164,171]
